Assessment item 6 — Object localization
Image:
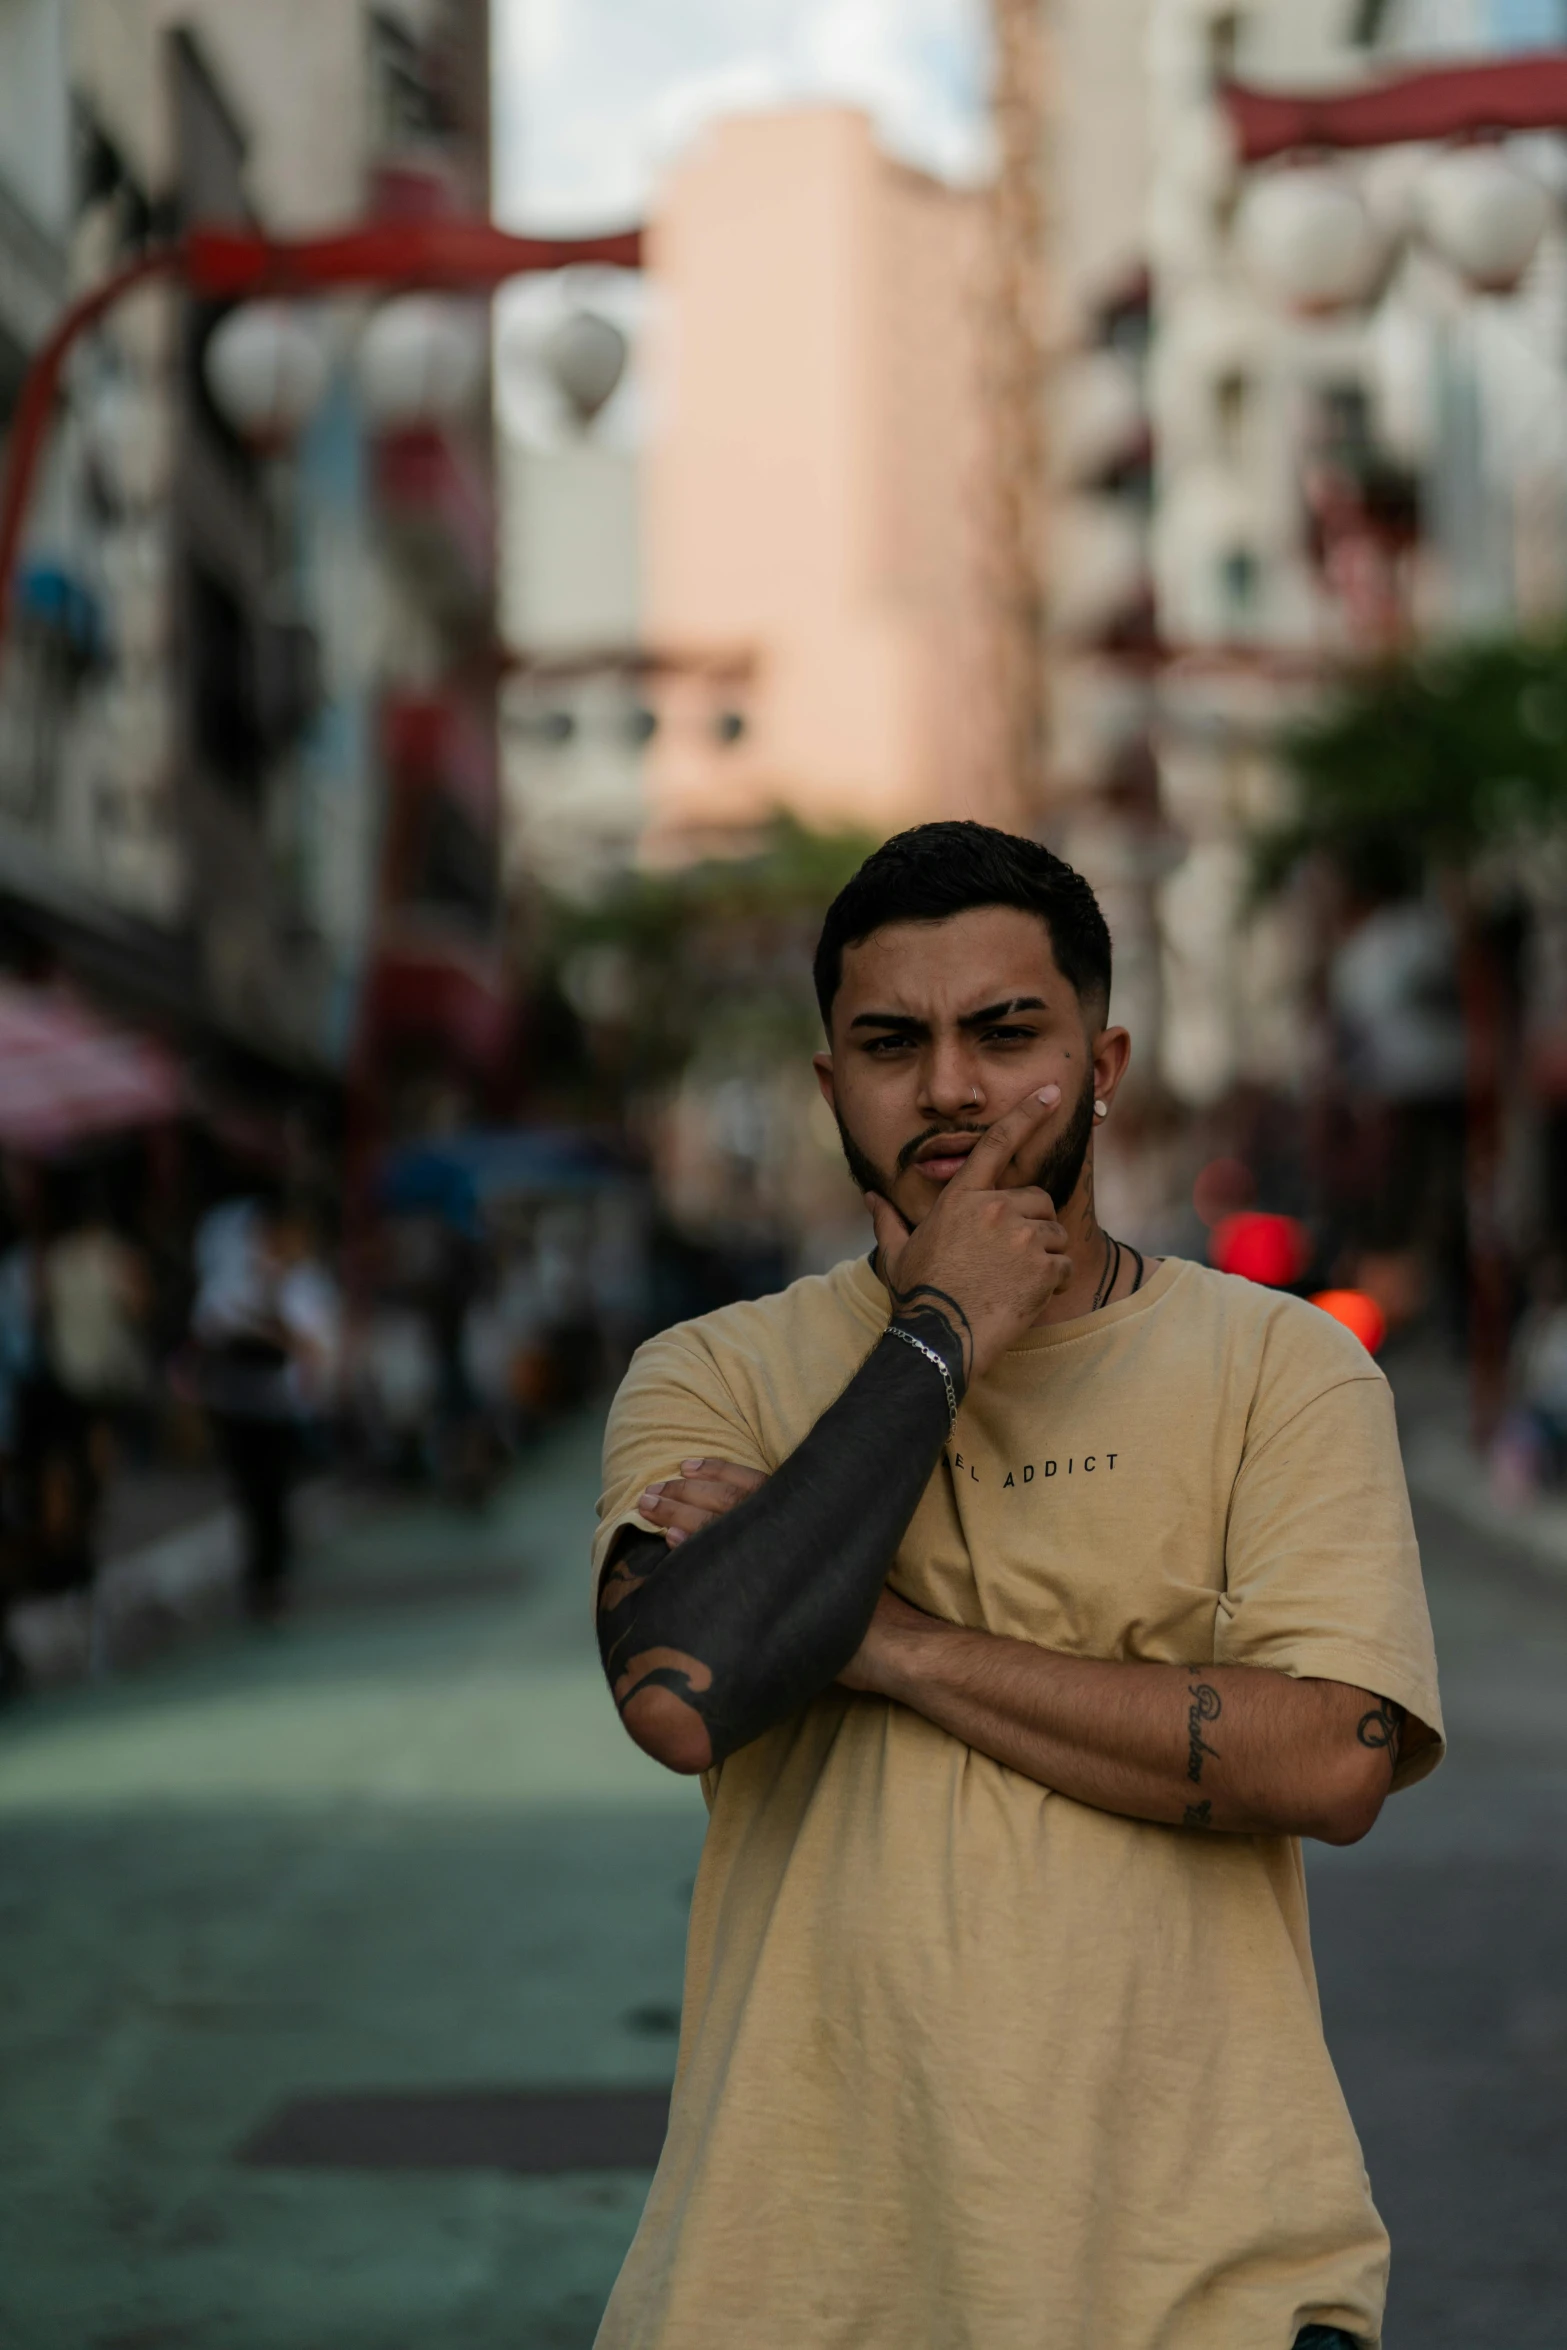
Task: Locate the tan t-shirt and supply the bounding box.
[591,1254,1443,2350]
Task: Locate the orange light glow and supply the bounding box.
[1309,1288,1388,1354]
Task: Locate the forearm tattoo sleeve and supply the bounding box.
[596,1300,967,1765]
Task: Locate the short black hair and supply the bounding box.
[813,821,1112,1030]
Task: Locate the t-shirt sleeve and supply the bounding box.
[1215,1370,1444,1790]
[590,1326,772,1594]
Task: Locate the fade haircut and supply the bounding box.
[813,821,1112,1031]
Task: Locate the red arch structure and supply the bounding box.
[1222,51,1567,163]
[0,217,643,649]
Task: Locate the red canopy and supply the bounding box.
[0,984,182,1154]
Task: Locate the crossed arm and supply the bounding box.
[596,1301,962,1774]
[596,1347,1410,1846]
[831,1587,1406,1843]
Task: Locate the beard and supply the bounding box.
[834,1062,1098,1218]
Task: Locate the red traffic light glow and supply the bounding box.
[1210,1211,1312,1288]
[1309,1288,1388,1355]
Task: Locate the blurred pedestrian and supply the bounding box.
[27,1180,153,1600]
[1491,1255,1567,1504]
[41,1182,151,1433]
[190,1189,338,1621]
[0,1212,39,1696]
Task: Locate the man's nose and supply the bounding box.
[919,1046,982,1120]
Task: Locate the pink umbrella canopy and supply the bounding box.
[0,983,182,1155]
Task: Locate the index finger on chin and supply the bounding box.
[952,1084,1061,1191]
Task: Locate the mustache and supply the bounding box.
[894,1122,990,1178]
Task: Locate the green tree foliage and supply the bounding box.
[1257,634,1567,897]
[530,814,879,1094]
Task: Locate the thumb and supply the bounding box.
[866,1191,910,1272]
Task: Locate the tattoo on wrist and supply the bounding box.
[1356,1696,1405,1773]
[884,1277,973,1396]
[1186,1680,1222,1784]
[1182,1800,1213,1830]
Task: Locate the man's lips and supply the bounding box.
[912,1134,981,1182]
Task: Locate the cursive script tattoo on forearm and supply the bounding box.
[1186,1680,1222,1784]
[598,1296,970,1766]
[1355,1695,1405,1775]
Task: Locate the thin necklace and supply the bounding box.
[1092,1234,1146,1312]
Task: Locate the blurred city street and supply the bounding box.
[1316,1482,1567,2350]
[0,1384,1562,2348]
[0,1413,707,2350]
[8,0,1567,2342]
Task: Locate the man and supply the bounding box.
[191,1190,338,1620]
[592,823,1442,2350]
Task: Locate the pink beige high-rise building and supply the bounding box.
[643,107,1014,853]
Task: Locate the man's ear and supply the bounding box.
[1091,1025,1132,1110]
[812,1050,836,1110]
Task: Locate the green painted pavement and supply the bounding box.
[0,1416,705,2350]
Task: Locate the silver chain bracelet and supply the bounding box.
[885,1322,959,1433]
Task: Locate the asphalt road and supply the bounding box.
[3,1430,1565,2346]
[1311,1494,1567,2348]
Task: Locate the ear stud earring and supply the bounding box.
[1094,1100,1108,1121]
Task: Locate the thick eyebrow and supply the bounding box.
[957,996,1047,1030]
[848,1009,929,1035]
[847,996,1049,1036]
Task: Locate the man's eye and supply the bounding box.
[863,1035,911,1055]
[981,1026,1035,1045]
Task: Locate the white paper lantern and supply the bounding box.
[1236,168,1383,315]
[541,310,628,427]
[203,303,330,446]
[1417,146,1553,294]
[358,296,488,429]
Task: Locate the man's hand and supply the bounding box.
[837,1586,935,1692]
[869,1085,1074,1383]
[636,1458,766,1546]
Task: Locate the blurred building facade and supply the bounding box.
[646,108,1010,854]
[0,0,502,1141]
[1041,0,1567,1138]
[499,105,1016,895]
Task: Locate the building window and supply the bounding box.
[368,9,444,149]
[414,792,494,918]
[1216,370,1250,458]
[1352,0,1394,42]
[190,563,261,798]
[1207,12,1240,83]
[1220,548,1260,616]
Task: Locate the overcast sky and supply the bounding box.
[491,0,992,230]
